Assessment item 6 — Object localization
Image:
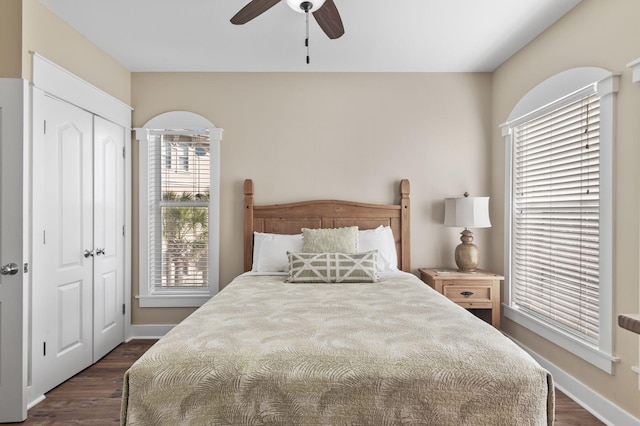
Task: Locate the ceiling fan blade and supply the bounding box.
[231,0,282,25]
[312,0,344,39]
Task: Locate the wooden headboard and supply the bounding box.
[243,179,411,272]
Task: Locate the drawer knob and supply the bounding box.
[460,291,474,298]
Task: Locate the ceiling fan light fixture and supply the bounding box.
[230,0,344,41]
[285,0,326,14]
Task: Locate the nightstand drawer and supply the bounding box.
[443,285,492,304]
[419,268,503,329]
[441,279,487,287]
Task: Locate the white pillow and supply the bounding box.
[252,232,303,272]
[358,226,399,272]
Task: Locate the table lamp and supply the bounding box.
[444,193,491,272]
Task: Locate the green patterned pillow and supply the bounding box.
[286,251,379,283]
[302,226,358,253]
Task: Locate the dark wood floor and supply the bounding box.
[11,340,604,425]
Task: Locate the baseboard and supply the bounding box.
[510,338,640,426]
[27,394,45,410]
[127,324,175,341]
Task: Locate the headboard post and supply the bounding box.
[400,179,411,272]
[244,179,254,272]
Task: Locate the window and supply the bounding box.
[513,91,600,341]
[151,134,208,288]
[164,141,172,169]
[179,143,189,171]
[163,141,190,171]
[502,68,618,373]
[136,112,222,307]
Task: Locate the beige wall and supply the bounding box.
[18,0,131,104]
[0,0,22,78]
[131,72,493,324]
[491,0,640,418]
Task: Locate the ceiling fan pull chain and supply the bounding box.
[305,7,310,64]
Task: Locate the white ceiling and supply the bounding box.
[38,0,581,73]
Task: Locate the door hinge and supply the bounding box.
[123,147,126,158]
[43,230,46,244]
[43,342,46,356]
[44,120,47,134]
[122,303,126,315]
[122,225,125,236]
[24,263,29,274]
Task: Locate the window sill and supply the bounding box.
[504,305,619,374]
[136,294,211,308]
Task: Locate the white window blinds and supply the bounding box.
[148,132,211,289]
[512,90,600,342]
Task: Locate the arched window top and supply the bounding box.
[136,110,222,149]
[506,67,616,124]
[142,111,218,132]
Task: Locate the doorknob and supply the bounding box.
[0,263,19,275]
[95,248,106,256]
[84,249,94,258]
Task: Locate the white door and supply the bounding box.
[32,90,94,395]
[0,79,28,422]
[93,117,125,361]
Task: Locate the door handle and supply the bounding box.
[1,263,19,275]
[84,249,94,258]
[95,248,106,256]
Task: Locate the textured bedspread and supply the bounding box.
[121,273,554,425]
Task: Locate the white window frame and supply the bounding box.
[135,111,222,307]
[501,68,619,373]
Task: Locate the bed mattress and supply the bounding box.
[121,272,553,425]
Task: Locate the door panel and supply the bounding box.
[93,116,125,361]
[32,90,93,395]
[58,281,83,354]
[0,79,28,422]
[100,271,118,329]
[59,123,85,267]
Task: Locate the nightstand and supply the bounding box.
[419,268,503,329]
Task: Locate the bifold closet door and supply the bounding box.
[32,90,94,395]
[93,116,125,361]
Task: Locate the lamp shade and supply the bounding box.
[444,197,491,228]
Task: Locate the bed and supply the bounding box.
[121,179,554,425]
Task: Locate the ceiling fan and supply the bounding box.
[230,0,345,40]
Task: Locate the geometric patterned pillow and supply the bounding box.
[286,251,379,283]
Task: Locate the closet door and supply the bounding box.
[93,117,125,361]
[0,79,28,422]
[32,91,94,395]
